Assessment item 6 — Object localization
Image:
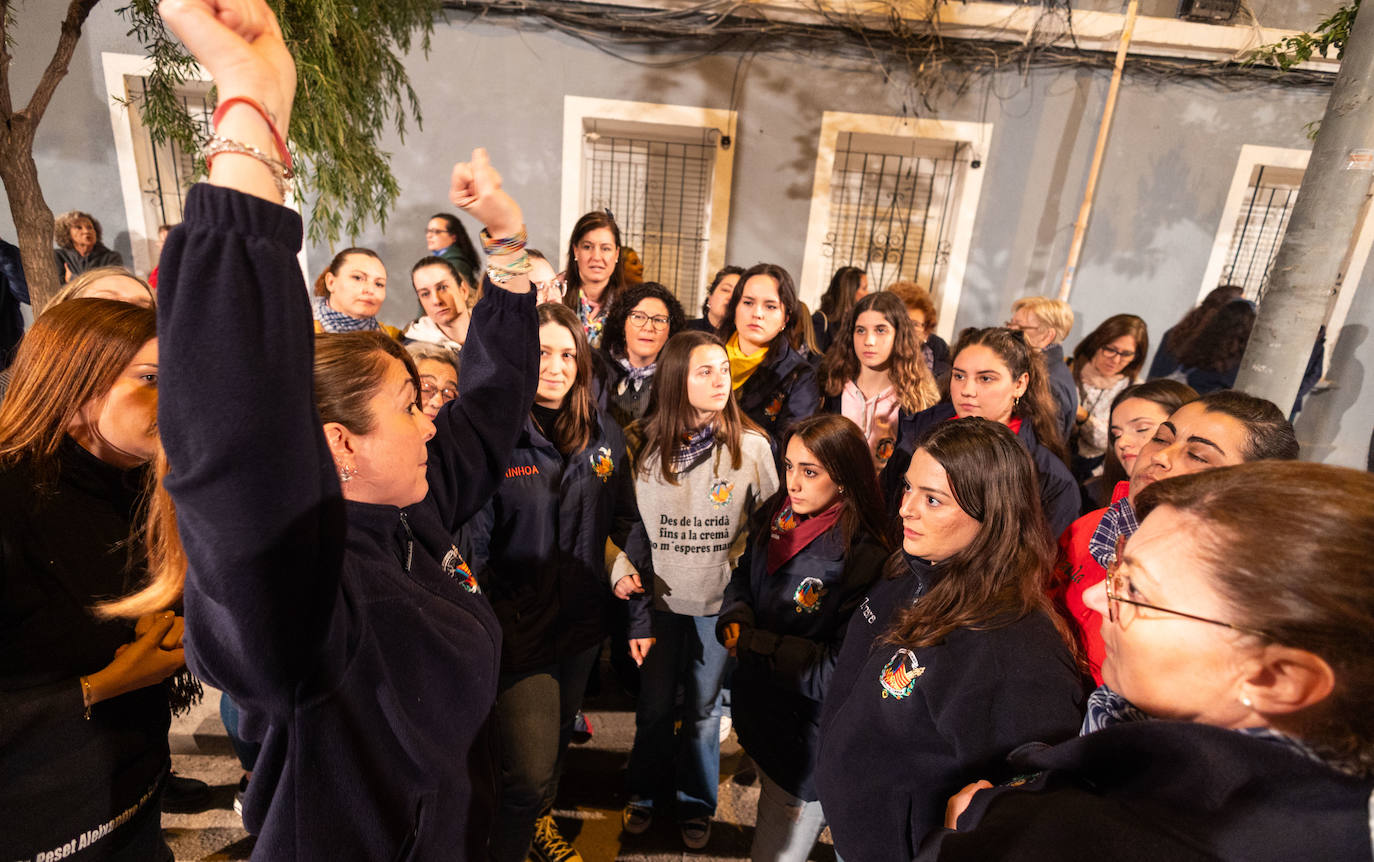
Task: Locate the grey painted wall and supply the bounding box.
[5,2,1371,466]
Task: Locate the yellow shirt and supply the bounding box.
[726,332,768,390]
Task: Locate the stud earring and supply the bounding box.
[339,464,358,483]
[1240,692,1253,709]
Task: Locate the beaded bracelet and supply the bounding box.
[204,135,293,199]
[212,96,293,176]
[479,226,528,256]
[487,252,533,285]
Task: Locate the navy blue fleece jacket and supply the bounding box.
[159,184,537,861]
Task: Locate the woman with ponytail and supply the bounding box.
[467,302,652,862]
[880,327,1079,536]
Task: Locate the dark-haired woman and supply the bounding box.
[815,419,1085,861]
[924,460,1374,862]
[687,266,742,333]
[716,414,890,861]
[819,291,940,470]
[426,211,480,288]
[595,282,686,429]
[1083,378,1196,506]
[469,302,651,862]
[560,211,625,348]
[1070,314,1147,483]
[1147,284,1243,380]
[0,298,186,860]
[881,327,1079,537]
[615,330,778,850]
[812,266,867,354]
[404,256,472,352]
[1175,298,1256,395]
[311,246,401,338]
[145,6,539,856]
[720,263,820,451]
[1053,389,1296,684]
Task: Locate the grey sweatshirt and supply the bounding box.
[618,430,778,630]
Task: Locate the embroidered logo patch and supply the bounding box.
[772,506,798,534]
[879,648,924,699]
[709,479,735,508]
[591,446,614,482]
[442,546,481,595]
[874,437,895,464]
[764,393,785,419]
[793,577,828,614]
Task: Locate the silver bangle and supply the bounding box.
[204,134,292,198]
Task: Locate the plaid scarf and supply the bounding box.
[314,296,381,333]
[1081,685,1331,768]
[1089,496,1139,570]
[672,425,715,474]
[616,355,657,394]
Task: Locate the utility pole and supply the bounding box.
[1235,3,1374,409]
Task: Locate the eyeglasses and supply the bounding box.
[420,381,458,403]
[1100,345,1136,360]
[1104,535,1265,637]
[425,228,452,236]
[627,311,670,331]
[1004,320,1047,333]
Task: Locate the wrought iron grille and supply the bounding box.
[126,78,213,230]
[582,134,714,311]
[820,132,961,295]
[1221,164,1302,301]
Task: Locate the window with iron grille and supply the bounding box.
[1218,163,1303,301]
[820,131,962,294]
[581,130,716,311]
[125,77,213,238]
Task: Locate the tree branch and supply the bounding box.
[24,0,101,127]
[0,0,14,120]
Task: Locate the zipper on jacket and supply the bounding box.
[397,512,415,573]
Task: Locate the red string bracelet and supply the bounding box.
[212,96,293,177]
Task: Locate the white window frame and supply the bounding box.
[1199,144,1372,373]
[102,52,308,279]
[799,112,991,343]
[560,96,736,307]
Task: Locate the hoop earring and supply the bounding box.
[339,464,358,484]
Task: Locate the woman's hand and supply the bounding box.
[613,572,644,600]
[944,780,993,830]
[160,0,297,203]
[159,0,295,130]
[450,149,524,241]
[629,637,655,667]
[722,622,740,657]
[85,611,187,706]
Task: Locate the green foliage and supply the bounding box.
[1246,0,1360,71]
[117,0,441,246]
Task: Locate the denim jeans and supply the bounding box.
[624,609,730,821]
[489,644,600,862]
[751,768,827,862]
[219,693,261,772]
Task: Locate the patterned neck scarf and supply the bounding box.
[1081,685,1332,769]
[314,296,381,333]
[1089,496,1140,570]
[616,355,657,393]
[579,294,606,349]
[672,424,715,474]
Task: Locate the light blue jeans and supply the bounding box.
[751,768,828,862]
[624,609,730,821]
